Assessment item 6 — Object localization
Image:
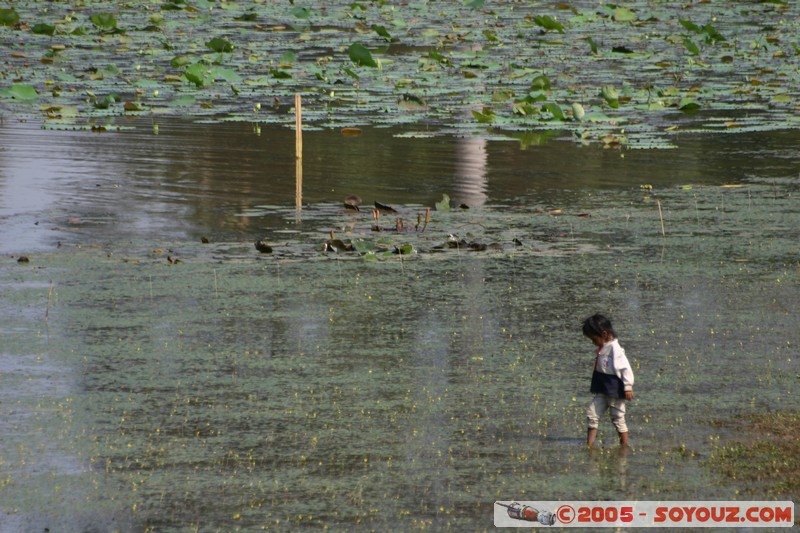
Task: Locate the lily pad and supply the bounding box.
[32,23,56,36]
[348,43,378,68]
[0,84,39,102]
[206,38,234,53]
[530,75,551,91]
[533,15,565,34]
[600,85,620,108]
[542,103,566,121]
[89,13,117,30]
[0,7,20,26]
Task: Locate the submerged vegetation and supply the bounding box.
[2,164,799,529]
[709,411,800,499]
[2,0,800,147]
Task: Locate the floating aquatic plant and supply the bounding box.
[0,7,19,26]
[0,1,798,148]
[89,12,117,31]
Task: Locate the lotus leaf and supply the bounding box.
[0,7,19,26]
[348,43,378,68]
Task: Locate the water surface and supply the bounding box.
[3,119,800,252]
[0,120,798,531]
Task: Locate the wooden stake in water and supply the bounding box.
[295,94,303,216]
[657,199,666,238]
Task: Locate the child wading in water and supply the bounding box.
[583,314,634,448]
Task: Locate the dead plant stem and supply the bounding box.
[45,280,54,321]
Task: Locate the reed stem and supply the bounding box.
[45,280,54,321]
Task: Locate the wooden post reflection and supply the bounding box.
[295,94,303,219]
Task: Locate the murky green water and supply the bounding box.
[0,121,798,531]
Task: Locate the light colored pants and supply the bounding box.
[587,394,627,433]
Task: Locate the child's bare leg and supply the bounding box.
[610,399,628,447]
[586,396,602,447]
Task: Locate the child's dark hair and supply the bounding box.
[582,314,617,339]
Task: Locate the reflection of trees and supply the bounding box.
[5,119,800,248]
